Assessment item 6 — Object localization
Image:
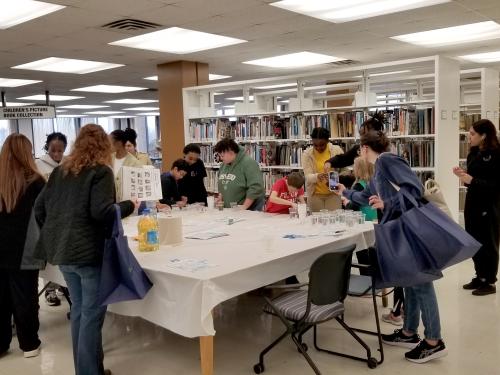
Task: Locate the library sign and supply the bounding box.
[0,105,56,119]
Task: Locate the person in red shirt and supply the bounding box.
[266,172,306,214]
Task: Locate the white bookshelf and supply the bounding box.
[183,56,465,219]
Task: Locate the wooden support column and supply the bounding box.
[157,61,208,171]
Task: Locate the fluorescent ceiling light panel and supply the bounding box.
[223,105,235,108]
[59,105,109,109]
[226,96,255,101]
[84,111,124,115]
[0,0,65,29]
[254,83,297,89]
[57,114,87,118]
[459,51,500,63]
[104,99,158,104]
[137,112,160,116]
[270,0,450,23]
[391,21,500,47]
[13,57,123,74]
[243,52,344,68]
[17,94,84,101]
[56,110,67,113]
[0,78,42,87]
[144,76,158,81]
[71,85,147,93]
[109,27,246,54]
[123,107,160,111]
[5,102,35,106]
[209,74,232,80]
[278,99,290,103]
[213,92,224,96]
[109,115,137,118]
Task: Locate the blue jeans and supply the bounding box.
[60,265,107,375]
[403,282,442,340]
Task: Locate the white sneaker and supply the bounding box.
[382,312,403,326]
[24,346,40,358]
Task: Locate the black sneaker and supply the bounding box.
[472,284,496,296]
[382,329,420,348]
[405,340,448,363]
[45,290,61,306]
[463,278,484,290]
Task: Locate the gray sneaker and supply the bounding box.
[382,329,420,349]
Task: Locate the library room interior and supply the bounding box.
[1,1,500,375]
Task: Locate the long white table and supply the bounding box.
[41,209,375,375]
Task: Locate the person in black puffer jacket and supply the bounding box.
[35,124,136,375]
[0,134,45,358]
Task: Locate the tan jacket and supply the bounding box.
[302,143,344,196]
[133,152,153,166]
[112,152,142,201]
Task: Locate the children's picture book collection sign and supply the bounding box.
[121,166,162,201]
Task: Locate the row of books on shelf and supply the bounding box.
[189,108,436,143]
[390,140,435,168]
[459,139,471,159]
[460,113,481,131]
[201,140,435,169]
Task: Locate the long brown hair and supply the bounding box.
[0,134,42,213]
[61,124,112,175]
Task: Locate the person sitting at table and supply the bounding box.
[302,127,344,212]
[265,172,306,214]
[179,143,208,206]
[34,124,137,375]
[160,159,189,208]
[214,138,265,211]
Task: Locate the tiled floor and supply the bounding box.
[1,260,499,375]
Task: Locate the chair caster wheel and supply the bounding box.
[253,363,265,374]
[367,357,378,369]
[297,343,308,352]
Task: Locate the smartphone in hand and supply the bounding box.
[328,171,339,191]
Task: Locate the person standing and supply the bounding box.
[109,129,142,201]
[124,127,153,166]
[35,132,68,307]
[34,124,136,375]
[302,127,344,212]
[214,138,265,211]
[337,130,447,363]
[0,134,45,358]
[179,143,208,205]
[453,119,500,296]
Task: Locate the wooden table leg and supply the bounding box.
[200,336,214,375]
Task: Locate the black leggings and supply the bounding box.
[392,287,404,317]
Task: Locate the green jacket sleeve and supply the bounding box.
[244,158,264,200]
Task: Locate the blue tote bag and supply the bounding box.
[98,205,153,306]
[373,178,481,288]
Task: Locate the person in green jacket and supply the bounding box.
[214,138,265,211]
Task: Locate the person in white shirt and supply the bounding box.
[35,132,67,307]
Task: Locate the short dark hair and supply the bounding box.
[110,129,128,145]
[311,127,330,140]
[44,132,67,152]
[472,119,499,150]
[214,138,239,153]
[360,130,390,154]
[183,143,201,154]
[287,172,305,189]
[124,127,137,147]
[360,111,385,136]
[171,158,189,172]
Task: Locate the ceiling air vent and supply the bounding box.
[328,59,359,67]
[102,19,162,31]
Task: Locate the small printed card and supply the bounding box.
[166,258,217,272]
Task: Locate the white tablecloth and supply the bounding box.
[41,210,375,338]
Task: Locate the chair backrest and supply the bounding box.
[307,245,355,306]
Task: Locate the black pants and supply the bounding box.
[465,210,500,284]
[392,287,404,316]
[0,269,41,352]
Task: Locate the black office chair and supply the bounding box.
[253,244,378,375]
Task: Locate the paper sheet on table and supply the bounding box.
[185,231,229,240]
[166,258,217,272]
